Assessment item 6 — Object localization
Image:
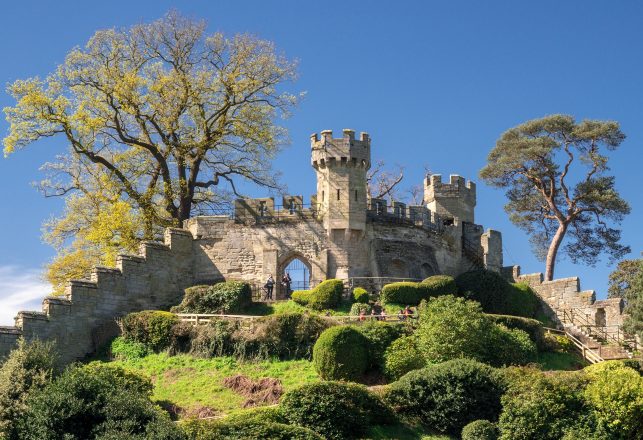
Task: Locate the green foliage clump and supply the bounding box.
[498,368,587,440]
[172,281,252,314]
[416,295,536,367]
[461,420,499,440]
[486,314,545,350]
[380,282,427,305]
[349,302,372,316]
[583,361,643,439]
[110,336,150,360]
[506,282,541,318]
[421,275,458,296]
[308,279,344,310]
[121,310,179,351]
[385,358,503,435]
[312,326,369,381]
[383,335,425,380]
[0,339,58,439]
[356,321,407,371]
[455,269,514,315]
[15,363,183,440]
[279,381,394,440]
[181,418,322,440]
[291,290,312,305]
[353,287,369,303]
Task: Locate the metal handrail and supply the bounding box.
[544,327,604,364]
[560,309,637,352]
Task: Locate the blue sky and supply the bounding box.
[0,1,641,324]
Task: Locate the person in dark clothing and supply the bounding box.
[265,275,275,300]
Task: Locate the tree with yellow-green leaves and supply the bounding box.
[3,12,300,293]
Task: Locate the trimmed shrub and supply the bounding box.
[498,368,588,440]
[583,361,643,439]
[461,420,499,440]
[490,325,538,366]
[380,282,426,305]
[279,381,394,440]
[291,290,312,305]
[487,314,545,350]
[385,358,504,435]
[0,339,58,439]
[349,302,372,316]
[173,281,252,314]
[15,363,182,440]
[357,321,407,371]
[110,336,150,360]
[181,418,322,440]
[455,269,513,315]
[353,287,369,303]
[421,274,457,296]
[383,335,425,380]
[308,279,344,310]
[312,326,369,381]
[121,310,179,351]
[188,320,237,358]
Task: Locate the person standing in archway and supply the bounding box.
[282,272,292,298]
[265,275,275,300]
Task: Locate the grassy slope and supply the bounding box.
[107,354,318,415]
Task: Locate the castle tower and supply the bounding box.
[311,129,371,233]
[424,174,476,224]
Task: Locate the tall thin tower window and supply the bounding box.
[337,189,340,200]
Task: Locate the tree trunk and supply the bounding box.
[545,222,568,281]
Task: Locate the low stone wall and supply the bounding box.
[0,228,194,364]
[505,265,625,329]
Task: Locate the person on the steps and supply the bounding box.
[265,275,275,300]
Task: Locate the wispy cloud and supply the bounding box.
[0,266,50,326]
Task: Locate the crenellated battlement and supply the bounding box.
[424,174,477,223]
[311,129,371,170]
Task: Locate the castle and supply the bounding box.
[0,129,630,363]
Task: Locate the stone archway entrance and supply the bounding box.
[278,253,313,299]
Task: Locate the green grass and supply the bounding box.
[537,351,587,371]
[241,299,353,316]
[106,353,318,416]
[367,424,455,439]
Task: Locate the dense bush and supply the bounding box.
[383,335,425,380]
[461,420,499,440]
[181,418,322,440]
[172,281,252,314]
[356,321,407,371]
[385,358,504,435]
[291,290,312,305]
[416,295,536,367]
[308,279,344,310]
[498,368,588,440]
[506,282,540,318]
[349,302,372,315]
[421,274,457,296]
[353,287,369,303]
[583,361,643,439]
[121,310,179,351]
[279,381,394,440]
[0,339,58,439]
[486,314,545,350]
[110,336,151,360]
[185,320,236,358]
[312,326,369,381]
[380,282,427,305]
[15,363,183,440]
[455,269,512,315]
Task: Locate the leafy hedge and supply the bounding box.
[381,275,456,305]
[461,420,499,440]
[279,382,394,440]
[352,287,369,304]
[385,358,504,435]
[172,281,252,314]
[487,314,546,350]
[121,311,179,351]
[181,418,322,440]
[312,326,369,381]
[356,321,407,371]
[291,280,344,310]
[384,335,425,380]
[349,302,372,316]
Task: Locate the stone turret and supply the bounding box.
[424,174,476,224]
[311,129,371,232]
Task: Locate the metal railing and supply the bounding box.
[544,327,604,364]
[559,309,638,353]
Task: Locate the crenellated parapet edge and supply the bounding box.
[311,129,371,170]
[424,174,477,224]
[0,227,196,364]
[502,265,626,330]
